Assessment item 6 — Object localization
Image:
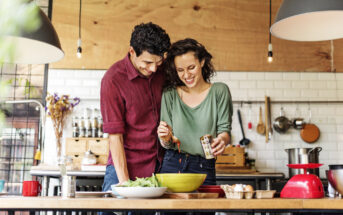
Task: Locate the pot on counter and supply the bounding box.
[285,147,322,177]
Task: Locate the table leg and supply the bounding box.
[42,176,50,196]
[265,178,271,190]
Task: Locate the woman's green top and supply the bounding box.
[160,82,233,157]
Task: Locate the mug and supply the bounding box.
[0,180,5,192]
[22,181,41,196]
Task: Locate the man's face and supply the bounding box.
[129,47,164,77]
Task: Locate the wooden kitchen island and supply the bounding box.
[0,196,342,214]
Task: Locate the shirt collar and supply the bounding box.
[124,53,156,81]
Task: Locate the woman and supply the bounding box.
[157,38,233,185]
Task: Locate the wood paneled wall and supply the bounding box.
[50,0,343,72]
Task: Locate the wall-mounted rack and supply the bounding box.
[232,100,343,105]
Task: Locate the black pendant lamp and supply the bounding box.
[2,8,64,64]
[270,0,343,41]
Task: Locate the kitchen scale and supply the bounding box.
[281,163,324,198]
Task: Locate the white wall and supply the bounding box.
[45,69,343,178]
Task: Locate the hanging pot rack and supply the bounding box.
[233,100,343,105]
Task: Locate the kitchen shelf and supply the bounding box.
[233,100,343,105]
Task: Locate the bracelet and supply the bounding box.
[159,138,174,149]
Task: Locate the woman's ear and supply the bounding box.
[200,59,205,68]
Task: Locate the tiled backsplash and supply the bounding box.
[45,69,343,177]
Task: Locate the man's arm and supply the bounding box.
[109,134,129,183]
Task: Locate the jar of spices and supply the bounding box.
[72,126,79,138]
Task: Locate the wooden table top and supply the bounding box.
[0,197,342,211]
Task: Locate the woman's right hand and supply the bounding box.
[157,121,173,147]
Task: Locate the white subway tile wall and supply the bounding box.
[45,69,343,178]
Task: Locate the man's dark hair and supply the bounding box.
[164,38,215,89]
[130,22,170,57]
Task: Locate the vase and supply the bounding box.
[56,136,62,158]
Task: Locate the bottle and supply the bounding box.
[72,116,79,127]
[72,126,79,138]
[97,117,103,138]
[78,117,85,137]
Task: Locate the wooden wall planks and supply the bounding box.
[50,0,343,72]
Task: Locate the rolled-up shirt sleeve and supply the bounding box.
[100,76,126,134]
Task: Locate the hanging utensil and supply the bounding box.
[267,97,273,137]
[273,107,292,134]
[256,107,265,135]
[248,104,253,131]
[237,109,250,146]
[301,107,320,143]
[264,96,270,143]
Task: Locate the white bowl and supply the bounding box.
[111,185,167,198]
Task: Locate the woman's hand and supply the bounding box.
[157,121,173,147]
[211,136,226,156]
[211,132,230,156]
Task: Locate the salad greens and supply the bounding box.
[120,174,160,187]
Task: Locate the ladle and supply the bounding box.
[237,109,250,146]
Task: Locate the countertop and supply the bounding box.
[0,196,342,212]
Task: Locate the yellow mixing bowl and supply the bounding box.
[156,173,207,193]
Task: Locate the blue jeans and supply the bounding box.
[102,165,119,192]
[160,150,216,185]
[160,150,216,215]
[102,165,157,215]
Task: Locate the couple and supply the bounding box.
[100,22,233,192]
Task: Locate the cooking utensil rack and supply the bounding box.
[233,100,343,105]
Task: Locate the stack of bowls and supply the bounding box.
[327,165,343,195]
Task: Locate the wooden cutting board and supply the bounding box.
[162,192,219,199]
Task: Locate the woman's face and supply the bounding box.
[174,51,205,89]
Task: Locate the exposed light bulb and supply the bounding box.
[267,43,273,63]
[77,38,82,58]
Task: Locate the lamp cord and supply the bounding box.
[269,0,271,44]
[79,0,82,39]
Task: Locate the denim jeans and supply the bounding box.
[102,165,156,215]
[160,150,216,215]
[102,165,119,192]
[160,149,216,185]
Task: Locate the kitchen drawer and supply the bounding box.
[65,139,87,155]
[65,138,109,168]
[88,139,109,155]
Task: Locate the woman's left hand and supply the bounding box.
[211,136,226,156]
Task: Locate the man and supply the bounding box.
[100,22,171,191]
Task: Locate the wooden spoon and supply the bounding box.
[256,107,265,135]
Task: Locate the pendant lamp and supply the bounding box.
[2,8,64,64]
[270,0,343,41]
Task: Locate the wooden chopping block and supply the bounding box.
[162,192,219,199]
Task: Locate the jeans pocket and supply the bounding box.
[199,159,215,170]
[163,150,174,162]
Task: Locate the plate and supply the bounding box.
[111,186,167,198]
[75,191,112,197]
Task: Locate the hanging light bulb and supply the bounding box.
[268,43,273,63]
[267,0,273,63]
[76,0,82,59]
[77,38,82,58]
